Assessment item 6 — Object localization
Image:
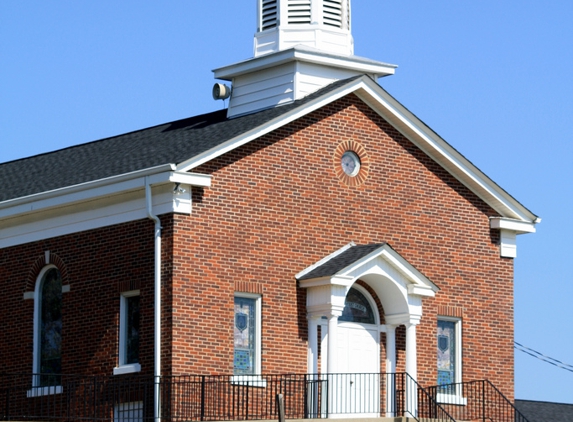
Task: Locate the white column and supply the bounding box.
[385,325,397,374]
[405,323,417,380]
[326,312,340,374]
[405,322,418,418]
[385,324,397,417]
[307,315,320,374]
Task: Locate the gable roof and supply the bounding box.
[0,75,538,228]
[514,399,573,422]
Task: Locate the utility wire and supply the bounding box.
[514,341,573,373]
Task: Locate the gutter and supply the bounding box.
[145,176,162,422]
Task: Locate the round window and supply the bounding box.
[340,151,361,177]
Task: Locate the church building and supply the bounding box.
[0,1,539,421]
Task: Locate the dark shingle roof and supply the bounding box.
[0,76,363,202]
[515,399,573,422]
[298,243,386,280]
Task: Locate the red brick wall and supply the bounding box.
[0,218,173,377]
[0,93,514,399]
[170,94,514,396]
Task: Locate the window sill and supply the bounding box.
[231,375,267,388]
[27,385,63,397]
[436,393,467,406]
[113,363,141,376]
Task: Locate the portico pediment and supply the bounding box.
[297,242,438,295]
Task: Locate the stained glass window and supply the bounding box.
[39,268,62,386]
[234,296,257,375]
[437,320,456,386]
[339,287,375,324]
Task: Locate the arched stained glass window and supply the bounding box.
[36,267,62,386]
[339,287,375,324]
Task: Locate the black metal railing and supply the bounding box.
[4,372,514,422]
[426,380,531,422]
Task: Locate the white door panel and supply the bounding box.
[330,323,380,417]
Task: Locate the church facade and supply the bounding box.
[0,1,538,420]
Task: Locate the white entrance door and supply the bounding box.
[330,322,380,417]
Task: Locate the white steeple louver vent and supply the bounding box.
[288,0,311,24]
[323,0,346,29]
[261,0,278,31]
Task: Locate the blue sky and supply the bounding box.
[1,1,572,404]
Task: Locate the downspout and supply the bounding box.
[145,176,162,422]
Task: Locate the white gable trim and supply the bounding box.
[353,83,539,224]
[179,76,538,225]
[176,80,365,172]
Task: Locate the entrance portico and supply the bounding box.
[297,243,438,416]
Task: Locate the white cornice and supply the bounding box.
[0,166,212,248]
[489,217,537,234]
[298,275,354,289]
[213,46,396,81]
[0,165,211,220]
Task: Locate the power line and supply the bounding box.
[514,341,573,373]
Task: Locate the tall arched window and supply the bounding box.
[34,266,62,387]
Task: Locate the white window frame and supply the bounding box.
[113,290,141,376]
[30,265,63,395]
[232,293,265,386]
[436,317,466,405]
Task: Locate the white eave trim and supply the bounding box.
[489,217,537,234]
[0,164,212,220]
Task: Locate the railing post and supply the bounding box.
[303,373,308,419]
[93,376,97,421]
[276,393,285,422]
[4,385,9,420]
[200,375,205,421]
[245,381,249,420]
[386,372,396,417]
[482,380,486,422]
